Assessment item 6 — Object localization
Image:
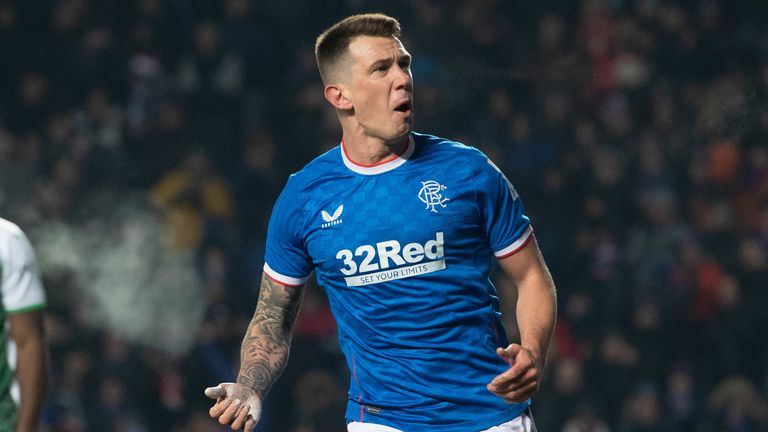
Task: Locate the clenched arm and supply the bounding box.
[487,234,557,404]
[206,274,305,431]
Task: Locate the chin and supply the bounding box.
[382,130,410,147]
[396,121,413,136]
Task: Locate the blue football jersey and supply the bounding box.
[264,132,533,431]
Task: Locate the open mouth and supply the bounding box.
[394,101,411,113]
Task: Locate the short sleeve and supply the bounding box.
[263,175,313,286]
[475,158,533,258]
[1,223,46,314]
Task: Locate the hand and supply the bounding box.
[486,344,543,404]
[205,383,263,431]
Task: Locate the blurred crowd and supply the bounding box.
[0,0,767,431]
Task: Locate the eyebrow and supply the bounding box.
[368,54,412,73]
[369,58,391,72]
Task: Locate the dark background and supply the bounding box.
[0,0,767,431]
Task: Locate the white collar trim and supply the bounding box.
[340,135,414,175]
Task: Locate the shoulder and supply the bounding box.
[412,132,491,168]
[289,146,344,189]
[0,218,26,243]
[273,146,346,215]
[0,218,34,268]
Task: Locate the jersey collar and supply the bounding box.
[340,135,415,175]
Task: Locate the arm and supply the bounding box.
[238,273,305,396]
[206,274,305,431]
[487,234,557,403]
[8,309,47,432]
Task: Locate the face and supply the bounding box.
[342,36,413,143]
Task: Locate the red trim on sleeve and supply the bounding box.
[264,273,302,288]
[495,233,534,259]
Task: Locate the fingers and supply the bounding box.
[487,345,542,403]
[496,344,521,362]
[230,404,251,430]
[209,397,233,418]
[497,379,539,404]
[490,347,533,386]
[244,417,256,432]
[215,398,245,427]
[205,386,226,399]
[487,372,539,403]
[488,365,538,392]
[206,383,261,430]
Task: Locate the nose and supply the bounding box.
[393,66,412,91]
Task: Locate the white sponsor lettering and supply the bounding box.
[424,233,444,259]
[401,242,424,263]
[344,260,447,287]
[336,232,446,285]
[376,240,405,269]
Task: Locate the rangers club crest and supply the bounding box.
[418,180,450,213]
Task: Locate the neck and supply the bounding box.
[341,130,409,166]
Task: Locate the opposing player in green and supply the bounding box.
[0,218,47,431]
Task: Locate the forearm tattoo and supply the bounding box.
[237,274,304,397]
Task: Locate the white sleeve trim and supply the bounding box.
[263,263,309,287]
[493,225,534,258]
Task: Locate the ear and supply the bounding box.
[324,84,353,110]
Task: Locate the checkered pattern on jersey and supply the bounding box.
[321,173,438,258]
